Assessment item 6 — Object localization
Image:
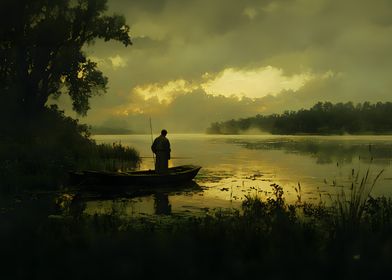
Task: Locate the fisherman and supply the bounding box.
[151,129,171,173]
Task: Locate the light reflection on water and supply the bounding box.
[76,134,392,217]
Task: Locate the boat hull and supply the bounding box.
[69,165,201,187]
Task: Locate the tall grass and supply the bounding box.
[2,171,392,279]
[334,168,384,232]
[0,107,141,192]
[0,141,141,192]
[73,142,141,172]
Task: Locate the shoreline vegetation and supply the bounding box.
[3,172,392,279]
[207,101,392,135]
[0,106,141,192]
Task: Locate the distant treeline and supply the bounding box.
[207,102,392,135]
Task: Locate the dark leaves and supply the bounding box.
[0,0,131,115]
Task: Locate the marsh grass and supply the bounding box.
[0,141,140,192]
[0,108,141,192]
[2,177,392,279]
[333,168,384,232]
[73,142,141,172]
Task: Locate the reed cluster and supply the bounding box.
[0,108,141,191]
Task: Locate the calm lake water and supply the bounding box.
[79,134,392,217]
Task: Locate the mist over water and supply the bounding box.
[87,134,392,217]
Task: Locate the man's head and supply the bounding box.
[161,129,168,136]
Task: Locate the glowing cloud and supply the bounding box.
[131,66,315,104]
[201,66,314,98]
[133,79,199,103]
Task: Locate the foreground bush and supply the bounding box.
[2,182,392,279]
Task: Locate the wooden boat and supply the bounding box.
[69,165,201,187]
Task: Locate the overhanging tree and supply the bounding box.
[0,0,131,116]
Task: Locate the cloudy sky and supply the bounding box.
[56,0,392,133]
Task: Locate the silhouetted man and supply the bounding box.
[151,129,171,173]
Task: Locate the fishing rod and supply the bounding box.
[140,156,192,159]
[149,117,155,163]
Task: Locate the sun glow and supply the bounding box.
[201,66,314,98]
[133,79,199,103]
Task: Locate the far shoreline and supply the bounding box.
[90,133,392,138]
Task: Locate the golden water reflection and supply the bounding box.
[76,134,392,217]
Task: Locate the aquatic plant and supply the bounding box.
[333,168,384,232]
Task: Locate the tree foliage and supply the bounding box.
[207,102,392,135]
[0,0,131,116]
